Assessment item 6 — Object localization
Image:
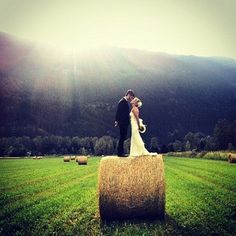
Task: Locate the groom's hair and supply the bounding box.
[125,89,135,97]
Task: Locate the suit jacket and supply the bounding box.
[115,98,130,125]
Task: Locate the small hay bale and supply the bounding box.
[37,156,43,159]
[64,156,71,162]
[78,156,88,165]
[32,156,37,160]
[70,156,75,160]
[98,155,165,221]
[228,153,236,163]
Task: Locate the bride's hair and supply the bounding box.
[131,97,142,107]
[137,101,142,108]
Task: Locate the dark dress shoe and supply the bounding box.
[118,154,129,157]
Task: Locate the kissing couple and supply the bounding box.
[115,89,156,157]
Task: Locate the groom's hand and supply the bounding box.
[114,121,118,127]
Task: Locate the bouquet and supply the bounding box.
[139,119,146,133]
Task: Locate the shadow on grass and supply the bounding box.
[99,214,196,236]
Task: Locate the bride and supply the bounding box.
[130,97,156,156]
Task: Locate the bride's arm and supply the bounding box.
[132,108,140,129]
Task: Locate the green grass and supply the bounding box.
[0,156,235,236]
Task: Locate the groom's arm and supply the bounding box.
[115,100,123,126]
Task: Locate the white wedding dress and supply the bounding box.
[130,111,153,156]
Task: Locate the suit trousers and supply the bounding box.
[117,124,129,155]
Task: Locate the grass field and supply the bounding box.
[0,157,235,236]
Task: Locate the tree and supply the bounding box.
[6,140,26,157]
[150,137,159,152]
[213,119,233,150]
[80,137,91,151]
[94,136,114,155]
[160,144,168,153]
[62,137,72,154]
[183,132,204,151]
[90,137,98,154]
[173,140,183,152]
[124,138,130,154]
[79,147,88,155]
[167,143,174,152]
[168,129,182,142]
[232,120,236,149]
[184,132,195,150]
[0,138,11,156]
[204,136,216,151]
[199,138,205,150]
[113,138,118,155]
[185,140,191,151]
[33,136,43,155]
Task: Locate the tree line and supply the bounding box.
[0,119,235,157]
[167,119,236,152]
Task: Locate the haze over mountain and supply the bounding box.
[0,32,236,143]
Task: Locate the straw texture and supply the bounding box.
[78,156,88,165]
[98,155,165,220]
[63,156,70,162]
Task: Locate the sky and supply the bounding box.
[0,0,236,58]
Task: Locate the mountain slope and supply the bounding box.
[0,33,236,143]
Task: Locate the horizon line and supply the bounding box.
[1,30,236,61]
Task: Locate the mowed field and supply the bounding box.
[0,157,235,236]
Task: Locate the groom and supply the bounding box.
[114,89,135,157]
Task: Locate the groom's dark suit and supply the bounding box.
[115,97,130,156]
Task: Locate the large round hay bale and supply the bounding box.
[78,156,88,165]
[98,155,165,221]
[228,153,236,163]
[70,156,75,160]
[64,156,71,162]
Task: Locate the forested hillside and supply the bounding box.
[1,32,236,143]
